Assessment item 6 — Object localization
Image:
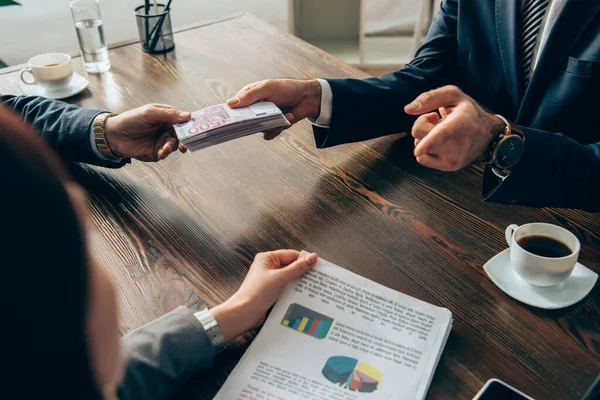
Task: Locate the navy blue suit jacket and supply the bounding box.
[0,95,128,168]
[315,0,600,211]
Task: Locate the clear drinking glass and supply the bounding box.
[70,0,110,73]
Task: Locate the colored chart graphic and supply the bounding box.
[280,303,333,339]
[322,356,382,393]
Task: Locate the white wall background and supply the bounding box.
[0,0,424,66]
[364,0,422,36]
[0,0,288,65]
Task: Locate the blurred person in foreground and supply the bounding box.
[0,104,318,399]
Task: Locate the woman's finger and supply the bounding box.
[278,253,318,280]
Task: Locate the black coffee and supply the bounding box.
[517,235,572,258]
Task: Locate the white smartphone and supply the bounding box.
[473,378,534,400]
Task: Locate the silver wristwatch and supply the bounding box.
[194,308,226,354]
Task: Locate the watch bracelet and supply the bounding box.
[195,309,227,354]
[481,115,509,163]
[92,113,121,161]
[484,114,524,170]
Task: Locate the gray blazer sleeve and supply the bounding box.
[0,94,128,167]
[117,306,214,400]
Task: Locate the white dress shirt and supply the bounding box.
[312,0,567,127]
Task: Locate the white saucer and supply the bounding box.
[484,248,598,309]
[19,72,89,100]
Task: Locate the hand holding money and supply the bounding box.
[226,79,322,140]
[174,101,291,151]
[105,104,191,161]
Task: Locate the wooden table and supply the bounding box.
[1,13,598,400]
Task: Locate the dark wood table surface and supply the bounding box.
[1,13,598,400]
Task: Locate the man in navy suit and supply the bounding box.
[1,95,191,166]
[227,0,600,211]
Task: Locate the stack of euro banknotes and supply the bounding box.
[174,101,290,151]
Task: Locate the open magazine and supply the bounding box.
[215,252,453,400]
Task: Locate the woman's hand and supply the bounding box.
[210,250,318,342]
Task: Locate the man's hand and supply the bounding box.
[227,79,322,140]
[210,250,318,342]
[104,104,191,162]
[404,86,505,171]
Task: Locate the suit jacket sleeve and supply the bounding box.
[117,306,214,400]
[0,94,128,167]
[313,0,458,148]
[483,127,600,212]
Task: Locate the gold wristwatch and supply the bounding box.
[485,114,525,178]
[92,113,121,161]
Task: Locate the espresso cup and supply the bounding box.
[19,53,73,91]
[505,223,580,287]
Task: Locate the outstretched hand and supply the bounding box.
[105,104,191,162]
[227,79,322,140]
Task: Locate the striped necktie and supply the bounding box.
[521,0,550,87]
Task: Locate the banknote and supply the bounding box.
[175,101,290,151]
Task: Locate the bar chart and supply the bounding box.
[280,303,334,339]
[322,356,382,393]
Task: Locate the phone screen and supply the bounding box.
[476,380,530,400]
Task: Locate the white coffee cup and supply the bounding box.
[20,53,73,92]
[505,223,580,287]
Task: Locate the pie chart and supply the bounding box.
[322,356,382,393]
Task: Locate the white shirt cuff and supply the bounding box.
[90,112,120,163]
[308,78,332,128]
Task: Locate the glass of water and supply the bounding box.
[70,0,110,73]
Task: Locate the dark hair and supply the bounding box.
[0,104,102,399]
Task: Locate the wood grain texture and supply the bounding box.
[1,13,599,400]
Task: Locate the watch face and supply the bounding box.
[495,136,524,169]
